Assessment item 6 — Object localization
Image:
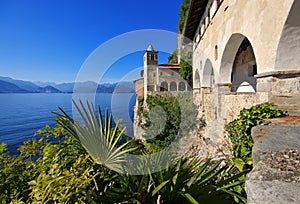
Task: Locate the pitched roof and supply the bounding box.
[146,44,155,52]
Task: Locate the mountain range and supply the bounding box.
[0,76,135,93]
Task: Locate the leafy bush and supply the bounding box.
[226,102,286,171]
[0,100,248,203]
[178,0,191,33]
[179,52,193,86]
[141,92,198,153]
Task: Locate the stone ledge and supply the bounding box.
[255,70,300,79]
[251,116,300,164]
[246,179,300,204]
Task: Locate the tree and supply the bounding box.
[179,52,193,86]
[168,49,178,64]
[178,0,191,33]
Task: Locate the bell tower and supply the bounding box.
[144,44,158,66]
[144,45,158,95]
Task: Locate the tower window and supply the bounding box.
[151,54,154,61]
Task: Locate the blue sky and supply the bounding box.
[0,0,182,83]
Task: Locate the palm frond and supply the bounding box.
[62,99,136,173]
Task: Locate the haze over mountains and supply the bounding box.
[0,76,135,93]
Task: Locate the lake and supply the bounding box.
[0,93,136,155]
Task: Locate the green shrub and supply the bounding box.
[226,102,286,171]
[141,92,198,153]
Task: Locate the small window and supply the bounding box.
[153,73,156,77]
[171,72,174,76]
[160,72,163,76]
[150,54,155,61]
[214,45,218,60]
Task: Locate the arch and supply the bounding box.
[179,82,186,91]
[170,81,177,91]
[219,33,246,84]
[275,0,300,71]
[231,38,257,92]
[202,59,215,89]
[194,69,200,88]
[220,33,257,92]
[160,81,168,92]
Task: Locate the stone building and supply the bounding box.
[182,0,300,203]
[134,45,190,99]
[179,0,300,157]
[133,45,191,139]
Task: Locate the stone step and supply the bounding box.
[251,116,300,164]
[246,116,300,204]
[269,95,300,115]
[246,162,300,204]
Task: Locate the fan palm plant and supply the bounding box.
[57,100,137,173]
[54,100,247,203]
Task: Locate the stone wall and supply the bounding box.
[188,87,269,159]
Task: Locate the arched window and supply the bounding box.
[170,81,177,91]
[179,82,186,91]
[160,81,168,91]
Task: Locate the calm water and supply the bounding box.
[0,93,136,155]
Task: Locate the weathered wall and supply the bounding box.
[193,0,295,82]
[188,87,269,158]
[187,0,300,159]
[134,78,144,97]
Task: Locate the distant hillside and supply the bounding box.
[57,81,135,93]
[0,76,39,92]
[54,83,75,93]
[0,80,28,93]
[34,81,57,87]
[113,81,135,93]
[0,76,135,93]
[37,86,62,93]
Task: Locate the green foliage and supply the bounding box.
[224,103,286,203]
[142,92,198,153]
[226,102,286,171]
[179,52,193,86]
[0,143,36,203]
[168,49,178,64]
[137,95,144,114]
[178,0,191,33]
[0,99,247,203]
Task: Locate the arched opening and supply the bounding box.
[160,81,168,92]
[231,38,257,92]
[220,34,257,93]
[194,69,200,88]
[170,81,177,91]
[202,59,215,92]
[275,0,300,71]
[179,82,186,91]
